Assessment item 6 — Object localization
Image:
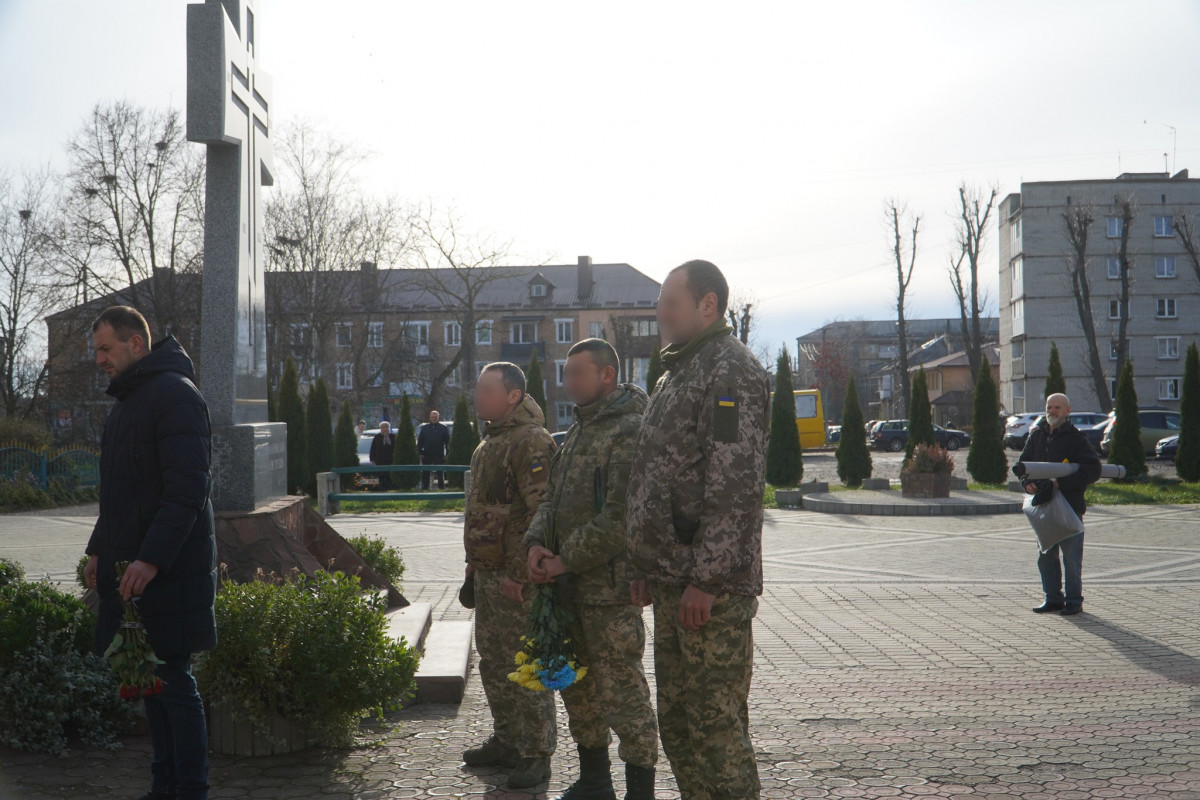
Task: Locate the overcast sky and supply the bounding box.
[3,0,1199,355]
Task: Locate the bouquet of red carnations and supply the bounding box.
[102,561,165,699]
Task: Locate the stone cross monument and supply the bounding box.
[187,0,287,511]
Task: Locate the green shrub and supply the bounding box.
[392,394,420,490]
[0,557,25,588]
[345,534,406,590]
[835,376,872,487]
[305,378,334,497]
[0,417,52,450]
[334,404,359,469]
[904,368,936,466]
[526,351,547,420]
[0,574,137,754]
[966,356,1008,485]
[1108,361,1146,480]
[446,394,480,489]
[765,347,803,487]
[1044,342,1066,399]
[195,570,419,747]
[278,357,308,495]
[0,472,53,512]
[1177,343,1200,483]
[76,555,92,592]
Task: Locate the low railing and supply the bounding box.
[317,464,470,516]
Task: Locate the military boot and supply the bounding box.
[624,762,656,800]
[555,745,616,799]
[508,756,552,789]
[463,733,518,768]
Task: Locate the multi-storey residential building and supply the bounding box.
[998,171,1200,414]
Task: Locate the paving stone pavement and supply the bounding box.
[1,504,1198,799]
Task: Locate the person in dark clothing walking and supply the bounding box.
[416,410,452,490]
[82,305,216,800]
[1018,393,1101,616]
[370,421,395,490]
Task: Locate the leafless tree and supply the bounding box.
[1172,212,1200,285]
[62,101,205,345]
[264,122,412,406]
[1109,198,1136,385]
[1062,202,1113,412]
[886,200,921,417]
[0,168,63,418]
[948,183,997,385]
[406,202,516,416]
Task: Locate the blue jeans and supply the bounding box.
[1038,532,1084,606]
[145,653,209,800]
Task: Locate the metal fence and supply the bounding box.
[0,445,100,489]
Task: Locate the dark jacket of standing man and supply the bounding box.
[417,411,452,489]
[1019,392,1101,616]
[83,305,215,800]
[626,260,771,800]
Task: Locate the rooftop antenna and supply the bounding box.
[1165,124,1177,173]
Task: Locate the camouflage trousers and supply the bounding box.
[473,569,557,757]
[652,583,760,800]
[559,602,659,768]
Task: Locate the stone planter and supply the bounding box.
[775,482,828,508]
[860,477,891,490]
[900,472,952,499]
[208,704,315,757]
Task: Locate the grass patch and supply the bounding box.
[1085,477,1200,505]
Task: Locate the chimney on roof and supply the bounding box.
[577,255,594,301]
[360,260,378,308]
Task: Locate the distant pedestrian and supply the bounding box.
[416,410,452,490]
[370,421,395,490]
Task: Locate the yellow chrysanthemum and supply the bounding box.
[513,651,529,665]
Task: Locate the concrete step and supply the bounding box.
[414,620,474,705]
[384,602,432,651]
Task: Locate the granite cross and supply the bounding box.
[187,0,274,428]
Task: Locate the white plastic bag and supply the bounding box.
[1023,489,1085,553]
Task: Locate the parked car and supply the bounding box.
[1099,408,1182,456]
[1082,422,1108,455]
[826,425,842,444]
[1004,413,1044,449]
[1013,412,1109,451]
[1156,435,1179,461]
[869,420,971,452]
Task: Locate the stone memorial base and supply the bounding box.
[214,496,405,607]
[210,422,288,513]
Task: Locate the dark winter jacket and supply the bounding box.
[87,336,217,657]
[369,431,395,464]
[1018,418,1102,517]
[416,422,451,461]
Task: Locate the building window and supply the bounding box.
[367,363,384,387]
[1109,378,1118,400]
[626,357,650,385]
[476,320,493,345]
[445,363,460,387]
[1011,340,1024,359]
[1011,258,1024,293]
[474,361,488,382]
[633,319,659,337]
[405,322,431,350]
[555,319,575,344]
[1109,340,1120,361]
[1109,299,1122,319]
[1011,298,1024,319]
[1158,377,1182,401]
[289,323,311,358]
[1156,298,1177,319]
[367,321,384,349]
[1106,217,1123,238]
[1010,217,1022,255]
[1106,258,1120,280]
[556,402,573,424]
[1155,256,1177,279]
[444,321,462,347]
[1157,336,1180,360]
[1154,215,1175,237]
[511,322,537,344]
[530,282,547,298]
[589,321,604,339]
[336,363,353,391]
[555,359,567,386]
[335,322,353,348]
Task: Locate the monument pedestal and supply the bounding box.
[210,422,288,513]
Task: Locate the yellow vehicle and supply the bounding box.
[771,389,826,449]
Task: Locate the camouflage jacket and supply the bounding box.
[525,384,648,606]
[464,395,556,581]
[626,321,770,597]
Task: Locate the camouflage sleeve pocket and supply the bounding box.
[712,392,739,444]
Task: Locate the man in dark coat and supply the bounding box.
[416,409,452,489]
[1018,392,1101,616]
[370,421,395,489]
[82,305,216,800]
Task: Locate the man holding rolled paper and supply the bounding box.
[1016,393,1102,616]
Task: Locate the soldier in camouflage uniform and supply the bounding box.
[525,338,658,800]
[463,362,558,790]
[627,260,770,800]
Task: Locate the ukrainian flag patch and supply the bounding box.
[718,397,736,407]
[531,462,545,474]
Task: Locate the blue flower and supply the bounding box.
[537,662,578,691]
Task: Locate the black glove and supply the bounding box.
[1030,480,1055,507]
[1012,462,1027,479]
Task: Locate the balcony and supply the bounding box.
[501,341,546,362]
